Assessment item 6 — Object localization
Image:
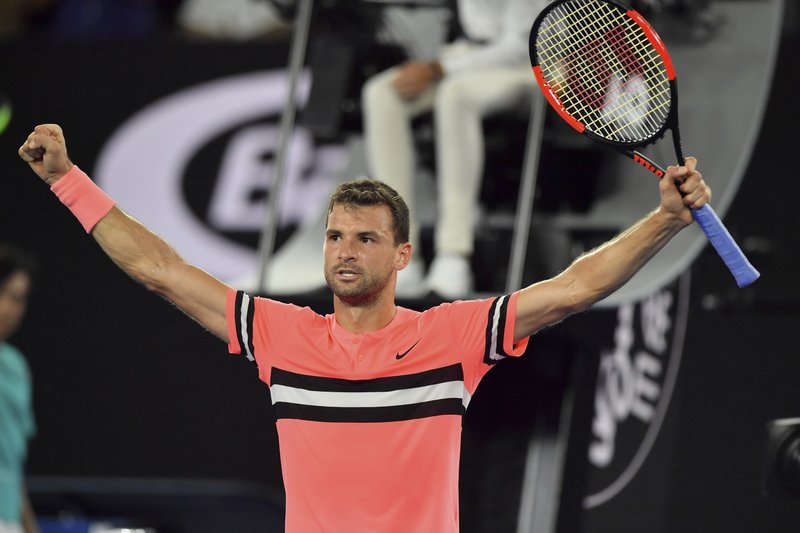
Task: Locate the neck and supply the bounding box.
[333,292,397,334]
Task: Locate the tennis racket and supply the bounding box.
[529,0,759,288]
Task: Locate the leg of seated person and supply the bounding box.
[429,67,535,298]
[362,67,436,296]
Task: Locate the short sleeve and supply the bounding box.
[225,288,322,382]
[432,292,530,393]
[482,291,529,364]
[227,288,256,361]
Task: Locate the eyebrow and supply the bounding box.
[325,229,382,239]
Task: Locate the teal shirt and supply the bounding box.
[0,343,36,524]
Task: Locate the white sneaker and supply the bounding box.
[427,254,473,300]
[395,259,428,298]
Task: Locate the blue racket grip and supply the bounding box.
[692,204,759,287]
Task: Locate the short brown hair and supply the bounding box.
[327,179,410,245]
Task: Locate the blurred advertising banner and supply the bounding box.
[2,40,348,288]
[94,68,346,285]
[577,272,691,533]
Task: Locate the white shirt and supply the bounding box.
[441,0,548,73]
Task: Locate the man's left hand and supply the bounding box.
[392,61,443,100]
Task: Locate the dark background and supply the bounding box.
[1,3,799,532]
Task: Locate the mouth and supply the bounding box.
[334,267,361,281]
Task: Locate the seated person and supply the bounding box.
[0,245,39,533]
[362,0,546,298]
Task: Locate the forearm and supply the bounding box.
[564,207,685,311]
[19,124,231,340]
[21,487,39,533]
[439,38,528,73]
[514,158,709,341]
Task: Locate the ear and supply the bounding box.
[395,242,413,271]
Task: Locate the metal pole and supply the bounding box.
[506,92,547,294]
[516,391,574,533]
[256,0,314,293]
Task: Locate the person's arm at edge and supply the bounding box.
[21,486,40,533]
[513,158,710,343]
[18,124,230,342]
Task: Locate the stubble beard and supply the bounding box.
[325,265,393,306]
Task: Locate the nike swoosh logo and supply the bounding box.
[395,339,421,360]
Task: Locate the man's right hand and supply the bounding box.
[18,124,74,186]
[392,61,443,100]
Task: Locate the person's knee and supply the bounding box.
[434,77,471,111]
[362,71,399,114]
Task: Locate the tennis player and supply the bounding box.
[18,124,710,532]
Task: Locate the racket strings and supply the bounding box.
[564,32,670,138]
[540,4,664,128]
[540,6,668,140]
[535,0,671,143]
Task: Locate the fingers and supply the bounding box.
[29,124,64,151]
[18,131,45,162]
[19,123,65,161]
[392,76,423,99]
[665,157,711,209]
[18,123,73,184]
[392,62,434,100]
[682,178,712,209]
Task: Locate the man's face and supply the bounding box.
[0,271,31,342]
[323,203,409,304]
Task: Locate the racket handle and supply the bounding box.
[692,204,760,287]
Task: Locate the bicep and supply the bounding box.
[92,208,231,342]
[513,274,585,342]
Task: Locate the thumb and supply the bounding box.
[662,164,678,190]
[683,156,697,173]
[22,123,73,184]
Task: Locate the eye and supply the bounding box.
[360,236,374,244]
[327,233,341,242]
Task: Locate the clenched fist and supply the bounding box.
[18,124,74,186]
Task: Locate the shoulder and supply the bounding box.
[1,342,25,361]
[230,289,323,322]
[422,295,506,322]
[0,343,31,377]
[253,296,326,325]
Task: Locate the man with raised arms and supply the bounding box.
[18,124,710,532]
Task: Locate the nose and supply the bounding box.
[337,237,357,262]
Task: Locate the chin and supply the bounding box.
[333,283,386,306]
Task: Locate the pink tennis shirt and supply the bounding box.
[227,288,529,532]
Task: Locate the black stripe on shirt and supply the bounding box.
[233,290,245,355]
[483,296,501,365]
[496,295,511,359]
[270,363,463,393]
[273,398,465,423]
[245,293,256,361]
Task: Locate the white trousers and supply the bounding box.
[362,42,534,256]
[0,519,22,533]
